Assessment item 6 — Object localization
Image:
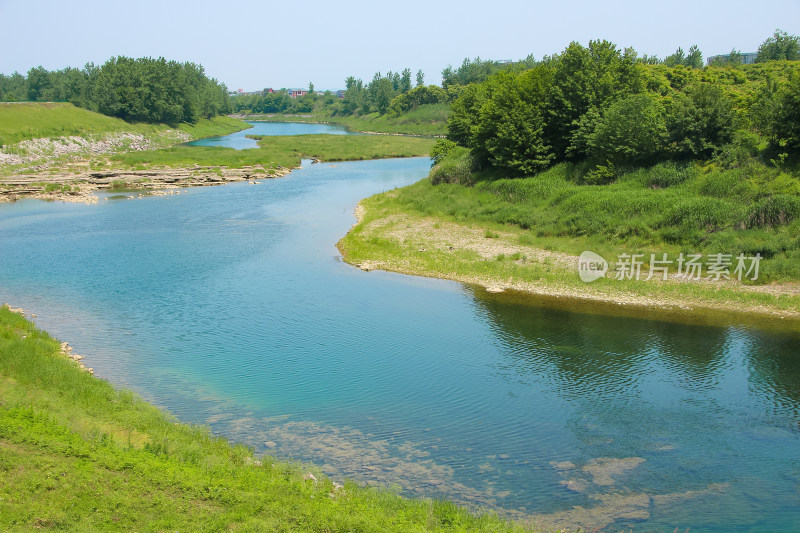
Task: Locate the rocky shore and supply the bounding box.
[2,304,94,374]
[0,165,291,204]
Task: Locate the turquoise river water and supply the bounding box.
[187,121,358,149]
[0,124,798,531]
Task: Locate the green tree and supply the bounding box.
[373,77,394,114]
[665,84,737,159]
[400,68,412,93]
[545,40,644,160]
[749,75,782,139]
[685,45,703,68]
[0,72,28,101]
[665,47,686,67]
[342,76,365,114]
[473,69,554,175]
[446,82,488,146]
[773,72,800,149]
[387,85,446,116]
[587,94,667,165]
[26,66,52,101]
[416,69,425,87]
[756,29,800,62]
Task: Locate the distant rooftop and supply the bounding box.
[706,52,758,66]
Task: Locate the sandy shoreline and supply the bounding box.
[340,201,800,324]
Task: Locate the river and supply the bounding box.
[0,124,798,531]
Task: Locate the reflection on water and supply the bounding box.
[471,288,800,530]
[0,153,798,532]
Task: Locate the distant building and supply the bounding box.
[706,52,758,66]
[287,88,308,99]
[335,90,346,99]
[263,88,275,94]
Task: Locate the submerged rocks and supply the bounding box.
[582,457,646,486]
[4,304,26,316]
[58,341,94,375]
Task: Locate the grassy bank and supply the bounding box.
[0,102,247,146]
[177,115,252,140]
[236,103,449,136]
[0,102,162,146]
[111,134,436,170]
[0,103,252,177]
[0,306,525,532]
[338,161,800,320]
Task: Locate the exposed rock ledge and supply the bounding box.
[0,165,291,204]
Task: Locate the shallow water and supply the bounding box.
[186,121,357,149]
[1,150,799,531]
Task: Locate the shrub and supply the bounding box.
[587,94,667,165]
[696,168,757,198]
[662,197,741,230]
[429,138,457,167]
[664,85,737,159]
[747,194,800,228]
[429,146,477,186]
[645,161,698,188]
[583,162,617,185]
[714,130,761,168]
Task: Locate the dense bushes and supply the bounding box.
[444,40,798,179]
[586,94,667,165]
[387,85,448,116]
[429,146,476,186]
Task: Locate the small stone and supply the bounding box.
[303,473,317,482]
[264,441,277,449]
[560,479,590,493]
[551,461,576,470]
[498,454,510,460]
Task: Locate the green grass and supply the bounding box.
[176,115,252,140]
[0,102,250,147]
[338,157,800,318]
[385,160,800,283]
[244,104,450,136]
[0,306,527,532]
[0,102,158,145]
[111,134,435,170]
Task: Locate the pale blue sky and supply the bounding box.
[1,0,798,91]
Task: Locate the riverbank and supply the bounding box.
[231,107,449,137]
[0,304,527,532]
[338,193,800,323]
[0,104,250,174]
[1,128,434,203]
[0,165,289,203]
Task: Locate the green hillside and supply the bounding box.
[0,102,247,147]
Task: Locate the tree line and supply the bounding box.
[442,34,800,179]
[0,57,230,125]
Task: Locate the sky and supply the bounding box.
[1,0,799,91]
